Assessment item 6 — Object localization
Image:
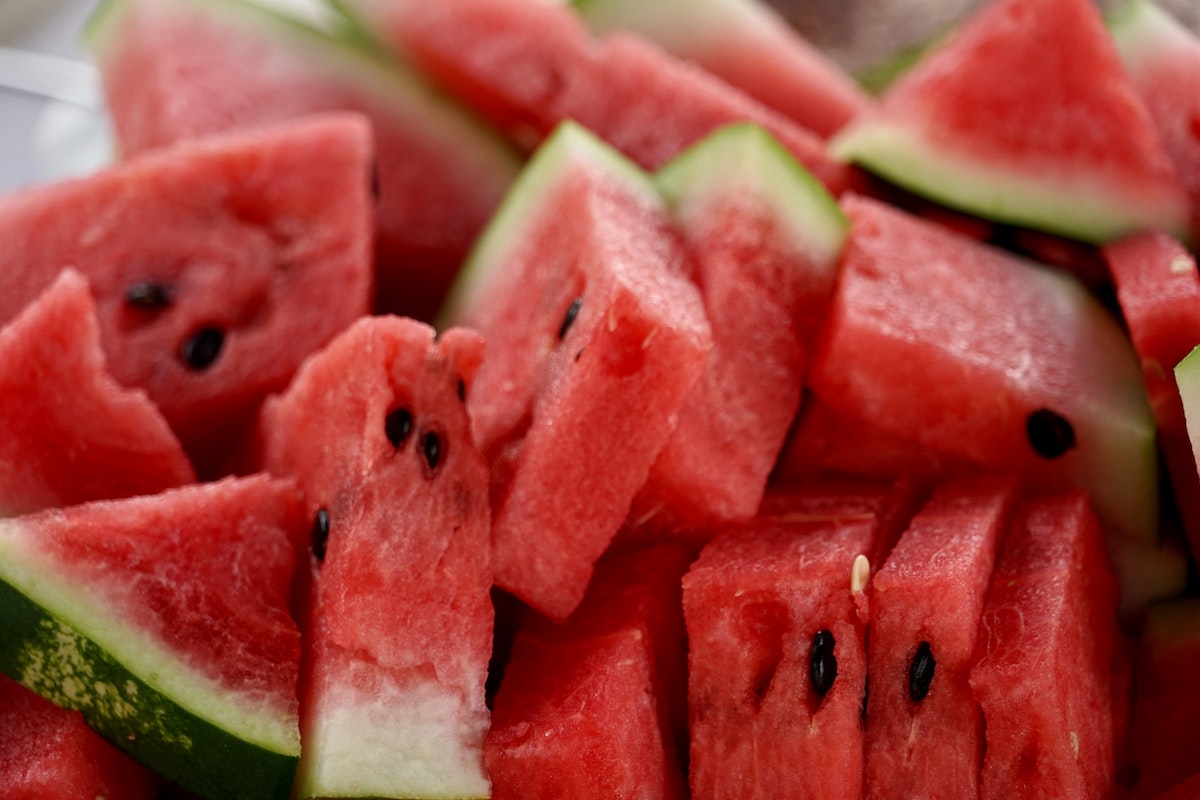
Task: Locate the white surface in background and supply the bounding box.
[0,0,110,194]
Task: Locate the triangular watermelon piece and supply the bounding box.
[0,475,306,800]
[0,269,195,516]
[831,0,1190,244]
[0,673,162,800]
[443,122,712,621]
[257,316,494,799]
[0,113,374,478]
[333,0,855,194]
[87,0,520,322]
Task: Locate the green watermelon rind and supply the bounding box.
[84,0,520,179]
[655,121,849,267]
[830,118,1191,245]
[0,528,299,800]
[439,120,663,327]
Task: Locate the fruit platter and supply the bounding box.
[1,0,1199,797]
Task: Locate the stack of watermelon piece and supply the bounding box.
[1,0,1200,796]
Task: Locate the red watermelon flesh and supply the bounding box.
[257,315,493,799]
[969,492,1121,800]
[573,0,873,139]
[1127,598,1200,799]
[1104,232,1200,562]
[334,0,854,195]
[625,123,846,529]
[443,122,712,621]
[1152,773,1200,800]
[863,476,1017,800]
[683,513,882,800]
[0,268,194,516]
[0,113,374,478]
[1111,0,1200,240]
[805,194,1158,560]
[485,543,693,800]
[88,0,519,322]
[830,0,1191,245]
[0,673,162,800]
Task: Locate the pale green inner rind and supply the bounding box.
[0,530,300,759]
[831,120,1190,244]
[656,122,849,267]
[439,121,661,327]
[0,577,297,800]
[1107,0,1190,65]
[1175,344,1200,477]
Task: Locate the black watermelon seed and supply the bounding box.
[1026,407,1077,459]
[456,377,466,402]
[179,327,224,370]
[124,281,174,310]
[422,431,442,473]
[558,297,583,340]
[385,408,414,449]
[810,629,838,697]
[311,507,330,562]
[909,640,936,702]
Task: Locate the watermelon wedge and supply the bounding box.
[0,476,306,800]
[970,492,1121,800]
[864,476,1016,800]
[572,0,872,138]
[442,121,712,621]
[87,0,519,322]
[831,0,1191,244]
[257,316,494,799]
[0,673,161,800]
[0,268,194,516]
[630,122,847,528]
[332,0,855,194]
[0,113,374,478]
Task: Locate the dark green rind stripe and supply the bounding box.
[0,578,298,800]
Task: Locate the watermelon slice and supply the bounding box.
[683,510,886,799]
[969,492,1121,800]
[0,673,162,800]
[0,475,306,800]
[630,122,847,528]
[442,121,712,621]
[332,0,855,194]
[257,316,494,799]
[864,476,1016,800]
[802,195,1159,567]
[1110,0,1200,240]
[485,543,693,799]
[0,113,374,478]
[87,0,519,322]
[1104,232,1200,561]
[572,0,872,138]
[831,0,1191,245]
[0,268,194,515]
[1128,598,1200,799]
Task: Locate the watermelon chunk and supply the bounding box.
[1128,598,1200,799]
[864,476,1016,800]
[0,476,306,800]
[683,511,886,799]
[333,0,854,194]
[485,543,693,799]
[0,673,162,800]
[0,268,194,515]
[443,122,712,620]
[800,195,1160,583]
[969,492,1121,800]
[630,122,847,528]
[87,0,519,322]
[257,316,493,799]
[0,113,374,478]
[572,0,872,138]
[831,0,1191,244]
[1110,0,1200,240]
